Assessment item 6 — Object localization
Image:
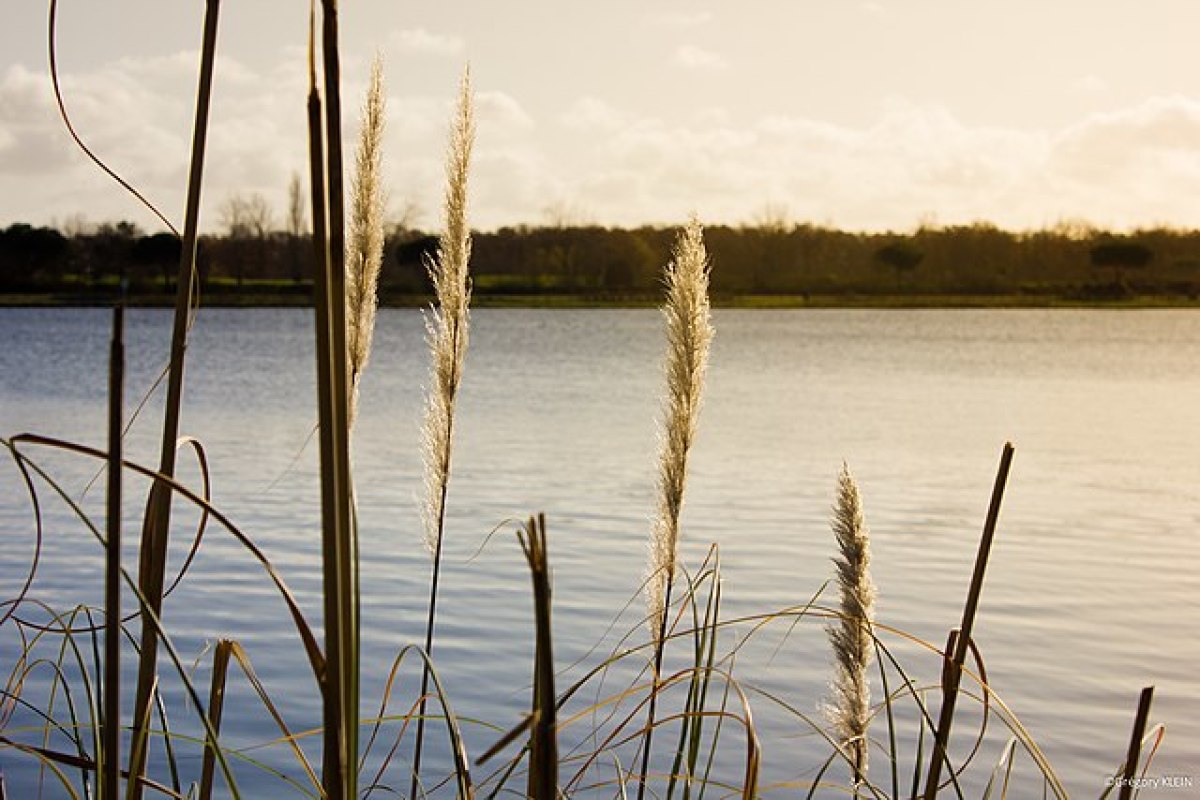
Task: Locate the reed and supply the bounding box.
[825,463,875,796]
[101,306,122,800]
[3,7,1169,799]
[308,1,360,797]
[127,2,221,797]
[346,53,386,429]
[198,639,233,800]
[1116,686,1154,800]
[639,217,714,800]
[411,66,475,797]
[518,514,558,800]
[923,442,1014,800]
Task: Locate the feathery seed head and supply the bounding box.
[346,53,385,427]
[825,462,876,786]
[646,217,713,638]
[420,66,475,555]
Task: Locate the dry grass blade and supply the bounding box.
[47,0,177,235]
[10,433,325,681]
[825,463,876,795]
[413,66,475,798]
[127,3,221,796]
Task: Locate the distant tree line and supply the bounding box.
[2,214,1198,301]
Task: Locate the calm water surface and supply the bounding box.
[1,308,1197,797]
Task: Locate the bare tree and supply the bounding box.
[387,198,423,238]
[286,174,308,283]
[287,173,307,238]
[220,192,273,286]
[221,192,273,239]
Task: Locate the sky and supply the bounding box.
[2,0,1200,234]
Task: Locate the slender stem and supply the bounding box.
[311,4,357,796]
[102,305,123,800]
[410,453,452,800]
[523,514,557,800]
[1117,687,1154,800]
[321,1,360,790]
[127,3,220,796]
[198,641,233,800]
[308,42,348,800]
[637,570,676,800]
[923,442,1014,800]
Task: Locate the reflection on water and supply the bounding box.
[1,307,1197,796]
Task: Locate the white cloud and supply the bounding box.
[521,95,1200,231]
[674,45,728,72]
[5,46,1200,234]
[388,28,465,57]
[558,97,626,132]
[476,90,535,133]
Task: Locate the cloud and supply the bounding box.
[673,45,728,72]
[389,28,465,57]
[476,90,535,134]
[558,97,626,132]
[5,46,1199,234]
[525,94,1200,231]
[646,11,713,28]
[858,2,891,21]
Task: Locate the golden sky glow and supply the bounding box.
[2,1,1199,232]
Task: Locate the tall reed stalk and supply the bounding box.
[308,2,358,797]
[826,463,875,796]
[639,218,713,800]
[1116,686,1154,800]
[411,67,475,799]
[127,3,221,796]
[101,306,123,800]
[518,514,557,800]
[923,442,1013,800]
[346,53,386,429]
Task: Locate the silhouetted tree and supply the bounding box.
[0,224,68,290]
[392,234,438,292]
[1090,241,1153,291]
[875,241,924,288]
[132,232,182,292]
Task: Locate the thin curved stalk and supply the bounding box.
[127,2,221,796]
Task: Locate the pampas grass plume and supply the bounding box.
[826,462,876,791]
[646,216,713,638]
[420,66,475,554]
[346,53,385,428]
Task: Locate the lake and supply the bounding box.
[1,307,1197,797]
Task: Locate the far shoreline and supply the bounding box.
[2,291,1199,310]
